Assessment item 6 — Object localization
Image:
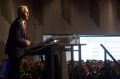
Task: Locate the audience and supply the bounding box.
[0,58,120,79]
[67,60,120,79]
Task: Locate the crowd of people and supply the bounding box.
[1,58,120,79]
[20,59,120,79]
[68,60,120,79]
[20,58,45,79]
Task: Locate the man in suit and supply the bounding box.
[5,5,31,79]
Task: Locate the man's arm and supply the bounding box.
[15,22,31,47]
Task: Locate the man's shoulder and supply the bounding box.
[11,18,21,26]
[14,18,21,23]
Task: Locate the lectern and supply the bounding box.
[24,40,69,79]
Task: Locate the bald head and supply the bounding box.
[17,6,29,20]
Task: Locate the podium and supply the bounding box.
[24,42,69,79]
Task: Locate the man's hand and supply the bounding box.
[25,40,31,46]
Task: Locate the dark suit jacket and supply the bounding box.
[5,17,28,58]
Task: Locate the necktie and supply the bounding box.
[23,21,26,36]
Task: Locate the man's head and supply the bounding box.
[17,6,29,20]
